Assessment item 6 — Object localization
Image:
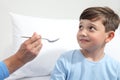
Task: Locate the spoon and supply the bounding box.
[21,36,59,43]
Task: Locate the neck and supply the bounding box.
[81,49,105,62]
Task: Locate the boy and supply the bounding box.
[50,7,120,80]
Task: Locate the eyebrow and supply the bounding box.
[89,23,96,26]
[79,21,83,25]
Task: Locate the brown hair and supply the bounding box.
[79,7,120,32]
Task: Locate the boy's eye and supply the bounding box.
[89,26,96,31]
[79,25,83,30]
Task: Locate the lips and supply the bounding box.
[79,38,89,43]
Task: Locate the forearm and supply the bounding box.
[3,52,26,74]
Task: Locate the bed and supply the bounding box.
[6,75,50,80]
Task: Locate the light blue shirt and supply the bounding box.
[50,49,120,80]
[0,61,9,80]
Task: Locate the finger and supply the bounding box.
[31,38,41,48]
[31,43,42,55]
[26,32,41,45]
[31,32,41,43]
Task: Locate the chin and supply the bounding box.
[80,45,90,50]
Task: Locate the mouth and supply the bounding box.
[79,39,89,43]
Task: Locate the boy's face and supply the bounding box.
[77,19,114,51]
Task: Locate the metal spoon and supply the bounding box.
[21,36,59,43]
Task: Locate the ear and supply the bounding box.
[105,31,115,43]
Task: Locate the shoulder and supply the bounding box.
[105,54,120,70]
[57,49,83,65]
[105,54,120,65]
[103,55,120,77]
[60,49,80,60]
[55,49,81,70]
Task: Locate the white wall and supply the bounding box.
[0,0,120,60]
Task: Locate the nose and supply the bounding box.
[78,29,87,37]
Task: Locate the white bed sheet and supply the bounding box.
[16,76,50,80]
[6,76,50,80]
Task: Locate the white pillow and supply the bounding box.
[8,12,79,78]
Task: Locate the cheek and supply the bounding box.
[76,32,80,44]
[76,31,79,36]
[90,34,105,44]
[76,32,80,40]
